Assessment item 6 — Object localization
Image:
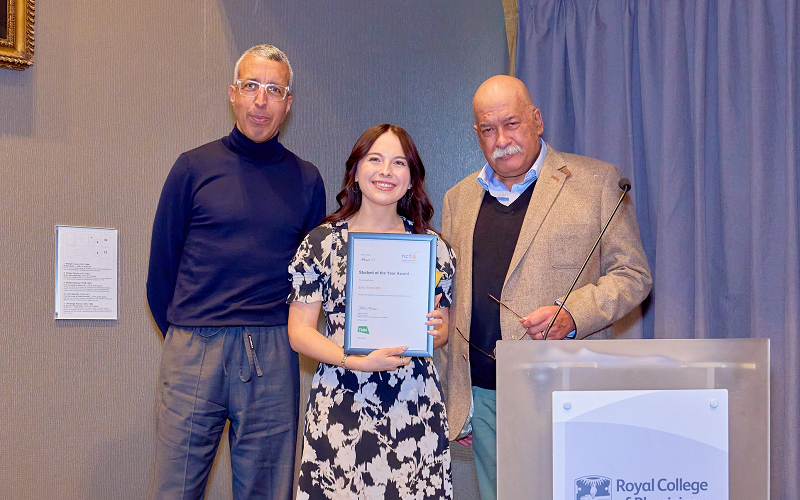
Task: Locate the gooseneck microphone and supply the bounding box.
[542,178,632,340]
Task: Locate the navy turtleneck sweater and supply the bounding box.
[147,126,326,336]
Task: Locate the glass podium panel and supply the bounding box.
[495,339,769,500]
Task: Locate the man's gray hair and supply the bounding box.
[233,44,294,91]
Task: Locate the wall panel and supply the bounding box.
[0,1,508,498]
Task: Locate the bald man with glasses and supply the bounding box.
[147,44,325,500]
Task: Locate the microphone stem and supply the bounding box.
[542,187,630,340]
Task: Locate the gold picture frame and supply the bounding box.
[1,0,35,70]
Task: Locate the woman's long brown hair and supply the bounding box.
[324,124,435,234]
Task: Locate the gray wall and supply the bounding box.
[0,1,508,498]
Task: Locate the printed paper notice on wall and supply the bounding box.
[55,226,118,320]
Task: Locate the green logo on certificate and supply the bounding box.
[357,326,370,335]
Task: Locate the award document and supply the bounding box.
[344,232,437,357]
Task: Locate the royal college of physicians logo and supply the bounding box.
[576,476,612,500]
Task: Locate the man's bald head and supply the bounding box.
[472,75,544,189]
[472,75,536,120]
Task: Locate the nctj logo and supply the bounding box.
[357,326,370,334]
[400,253,418,263]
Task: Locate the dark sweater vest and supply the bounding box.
[470,181,535,390]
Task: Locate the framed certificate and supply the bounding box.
[344,232,437,357]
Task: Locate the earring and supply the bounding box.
[351,182,360,193]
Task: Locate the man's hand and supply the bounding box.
[520,305,575,340]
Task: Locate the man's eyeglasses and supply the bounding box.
[234,79,290,101]
[456,326,497,360]
[455,294,529,361]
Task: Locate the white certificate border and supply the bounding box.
[344,232,436,357]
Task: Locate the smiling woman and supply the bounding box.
[0,0,35,70]
[287,124,457,499]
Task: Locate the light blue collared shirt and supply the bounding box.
[477,139,547,206]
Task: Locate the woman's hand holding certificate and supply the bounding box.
[347,345,410,371]
[345,295,447,371]
[426,293,449,349]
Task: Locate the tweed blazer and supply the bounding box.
[436,144,652,440]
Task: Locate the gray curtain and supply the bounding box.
[515,1,799,498]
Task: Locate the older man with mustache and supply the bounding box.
[438,75,651,500]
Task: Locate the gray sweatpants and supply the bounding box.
[149,325,299,500]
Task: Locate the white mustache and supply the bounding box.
[492,144,522,160]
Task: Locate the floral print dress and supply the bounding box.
[288,219,456,500]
